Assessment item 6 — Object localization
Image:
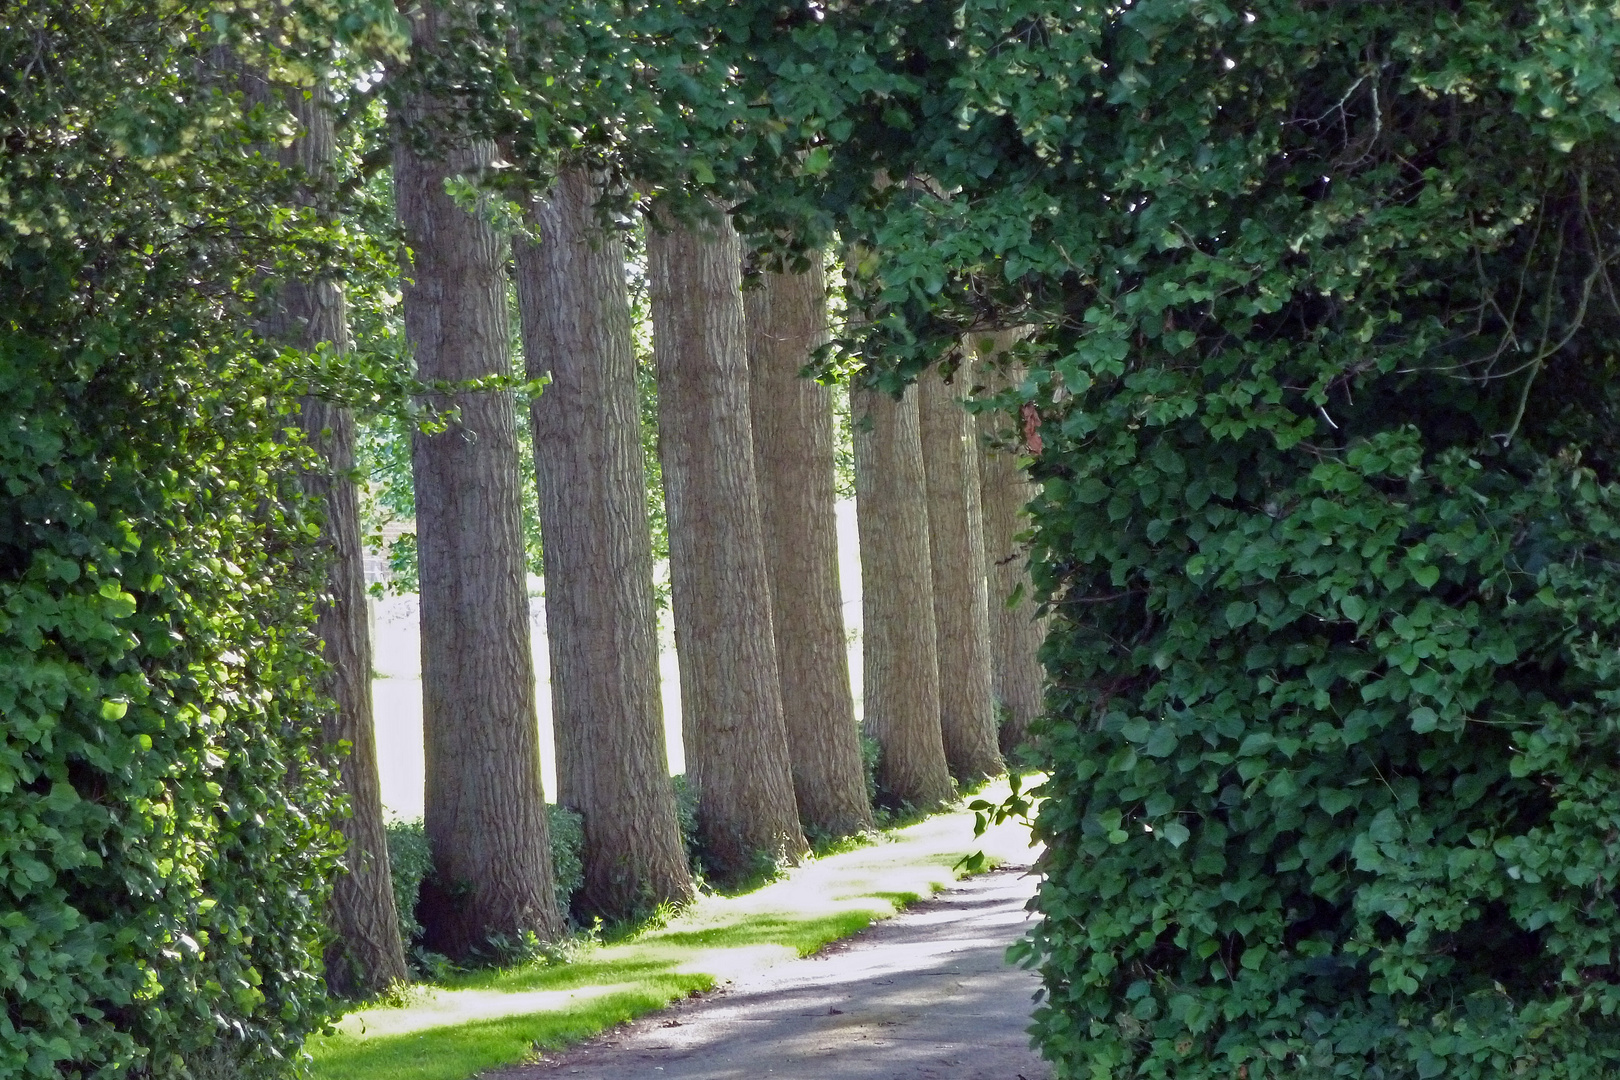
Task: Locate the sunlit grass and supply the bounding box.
[308,979,708,1080]
[307,777,1040,1080]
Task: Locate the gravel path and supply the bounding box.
[496,866,1049,1080]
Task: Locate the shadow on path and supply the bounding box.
[498,867,1050,1080]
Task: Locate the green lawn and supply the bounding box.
[307,780,1039,1080]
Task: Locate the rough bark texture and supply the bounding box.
[394,2,562,958]
[974,339,1045,755]
[514,168,693,921]
[744,254,873,841]
[646,207,807,881]
[851,385,955,809]
[258,81,407,996]
[916,362,1003,783]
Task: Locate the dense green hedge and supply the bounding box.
[1003,3,1620,1078]
[0,4,366,1075]
[0,333,341,1079]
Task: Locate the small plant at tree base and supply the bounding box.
[670,773,703,875]
[858,733,883,809]
[806,826,880,860]
[545,805,586,918]
[385,819,432,952]
[478,929,583,970]
[386,805,585,975]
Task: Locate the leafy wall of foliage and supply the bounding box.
[1022,5,1620,1077]
[0,3,406,1074]
[717,0,1620,1075]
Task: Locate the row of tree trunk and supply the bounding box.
[851,350,1034,809]
[276,3,1044,993]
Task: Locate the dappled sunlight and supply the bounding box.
[310,777,1040,1080]
[496,863,1049,1079]
[333,983,644,1040]
[308,982,709,1080]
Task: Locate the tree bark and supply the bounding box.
[744,253,873,841]
[917,360,1003,783]
[266,82,408,996]
[394,0,562,958]
[974,335,1044,754]
[514,168,693,921]
[852,384,955,809]
[646,206,807,881]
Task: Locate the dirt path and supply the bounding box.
[496,866,1049,1080]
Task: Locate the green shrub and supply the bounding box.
[670,774,702,874]
[546,805,585,917]
[993,5,1620,1077]
[858,734,882,810]
[384,820,431,950]
[0,3,440,1070]
[0,6,375,1076]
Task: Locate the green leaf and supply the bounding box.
[1225,601,1257,628]
[1144,724,1179,758]
[1319,788,1355,815]
[1368,809,1402,843]
[1144,791,1175,817]
[1074,477,1109,504]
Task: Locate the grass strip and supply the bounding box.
[307,779,1037,1080]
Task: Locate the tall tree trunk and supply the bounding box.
[263,82,408,995]
[394,0,562,958]
[852,384,955,809]
[974,334,1044,754]
[917,360,1003,783]
[514,168,693,921]
[646,206,807,880]
[744,252,873,841]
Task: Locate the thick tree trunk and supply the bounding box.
[514,168,693,921]
[646,206,807,880]
[917,361,1003,783]
[974,336,1044,754]
[852,385,955,809]
[268,83,408,996]
[394,1,562,958]
[744,253,873,841]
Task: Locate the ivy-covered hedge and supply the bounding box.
[0,336,341,1080]
[2,5,356,1075]
[1002,4,1620,1078]
[1028,429,1620,1077]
